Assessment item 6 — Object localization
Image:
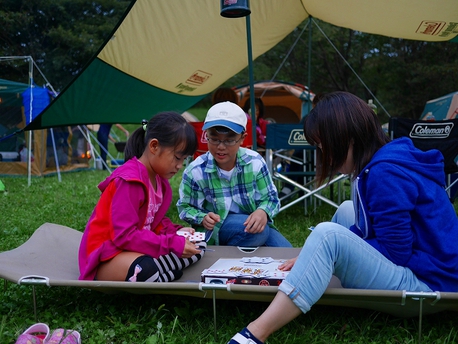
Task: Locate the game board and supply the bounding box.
[201,257,289,286]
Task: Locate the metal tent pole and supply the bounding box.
[27,56,33,187]
[307,16,312,115]
[245,14,257,151]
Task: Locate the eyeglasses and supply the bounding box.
[206,135,243,147]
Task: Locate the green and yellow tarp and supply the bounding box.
[27,0,458,130]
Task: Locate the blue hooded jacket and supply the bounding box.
[350,137,458,291]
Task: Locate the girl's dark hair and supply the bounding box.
[304,91,390,185]
[242,97,265,121]
[124,112,197,161]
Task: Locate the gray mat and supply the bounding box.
[1,223,457,317]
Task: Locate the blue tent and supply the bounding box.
[0,78,90,178]
[21,85,51,126]
[0,81,51,155]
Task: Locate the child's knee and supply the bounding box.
[126,255,159,282]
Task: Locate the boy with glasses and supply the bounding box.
[177,101,292,247]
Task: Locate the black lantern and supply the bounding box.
[220,0,250,18]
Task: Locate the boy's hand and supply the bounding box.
[243,209,267,234]
[202,212,220,230]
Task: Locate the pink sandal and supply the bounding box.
[15,323,50,344]
[46,328,81,344]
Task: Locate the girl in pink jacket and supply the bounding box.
[79,112,203,282]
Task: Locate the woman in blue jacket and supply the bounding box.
[228,91,458,344]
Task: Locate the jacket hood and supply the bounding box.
[98,157,149,192]
[366,137,445,186]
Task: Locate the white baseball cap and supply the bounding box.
[203,101,247,134]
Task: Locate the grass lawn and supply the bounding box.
[0,166,457,343]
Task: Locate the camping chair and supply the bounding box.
[189,120,253,160]
[109,128,127,163]
[265,123,349,214]
[114,142,126,160]
[389,117,458,202]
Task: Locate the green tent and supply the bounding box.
[27,0,458,130]
[0,78,29,107]
[0,79,28,153]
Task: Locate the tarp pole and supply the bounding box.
[49,128,62,182]
[78,126,115,172]
[78,125,99,168]
[245,15,257,151]
[82,126,97,169]
[307,17,312,115]
[27,130,32,186]
[27,56,33,187]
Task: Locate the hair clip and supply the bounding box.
[142,119,148,131]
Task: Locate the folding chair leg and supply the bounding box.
[275,172,346,213]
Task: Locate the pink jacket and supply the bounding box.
[78,157,185,280]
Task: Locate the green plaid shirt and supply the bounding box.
[177,148,279,244]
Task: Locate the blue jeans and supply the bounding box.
[218,214,292,247]
[278,200,432,313]
[97,124,112,162]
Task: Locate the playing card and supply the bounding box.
[241,257,274,264]
[176,230,206,242]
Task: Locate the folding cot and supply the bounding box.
[1,223,457,342]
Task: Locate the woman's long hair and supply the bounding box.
[304,91,390,185]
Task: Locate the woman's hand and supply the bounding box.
[181,240,202,258]
[278,257,297,271]
[202,212,220,230]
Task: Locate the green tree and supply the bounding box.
[231,18,458,120]
[0,0,130,89]
[368,38,458,119]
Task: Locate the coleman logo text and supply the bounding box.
[410,122,454,139]
[288,129,310,146]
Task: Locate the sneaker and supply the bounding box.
[228,328,263,344]
[46,328,81,344]
[228,333,260,343]
[15,323,50,344]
